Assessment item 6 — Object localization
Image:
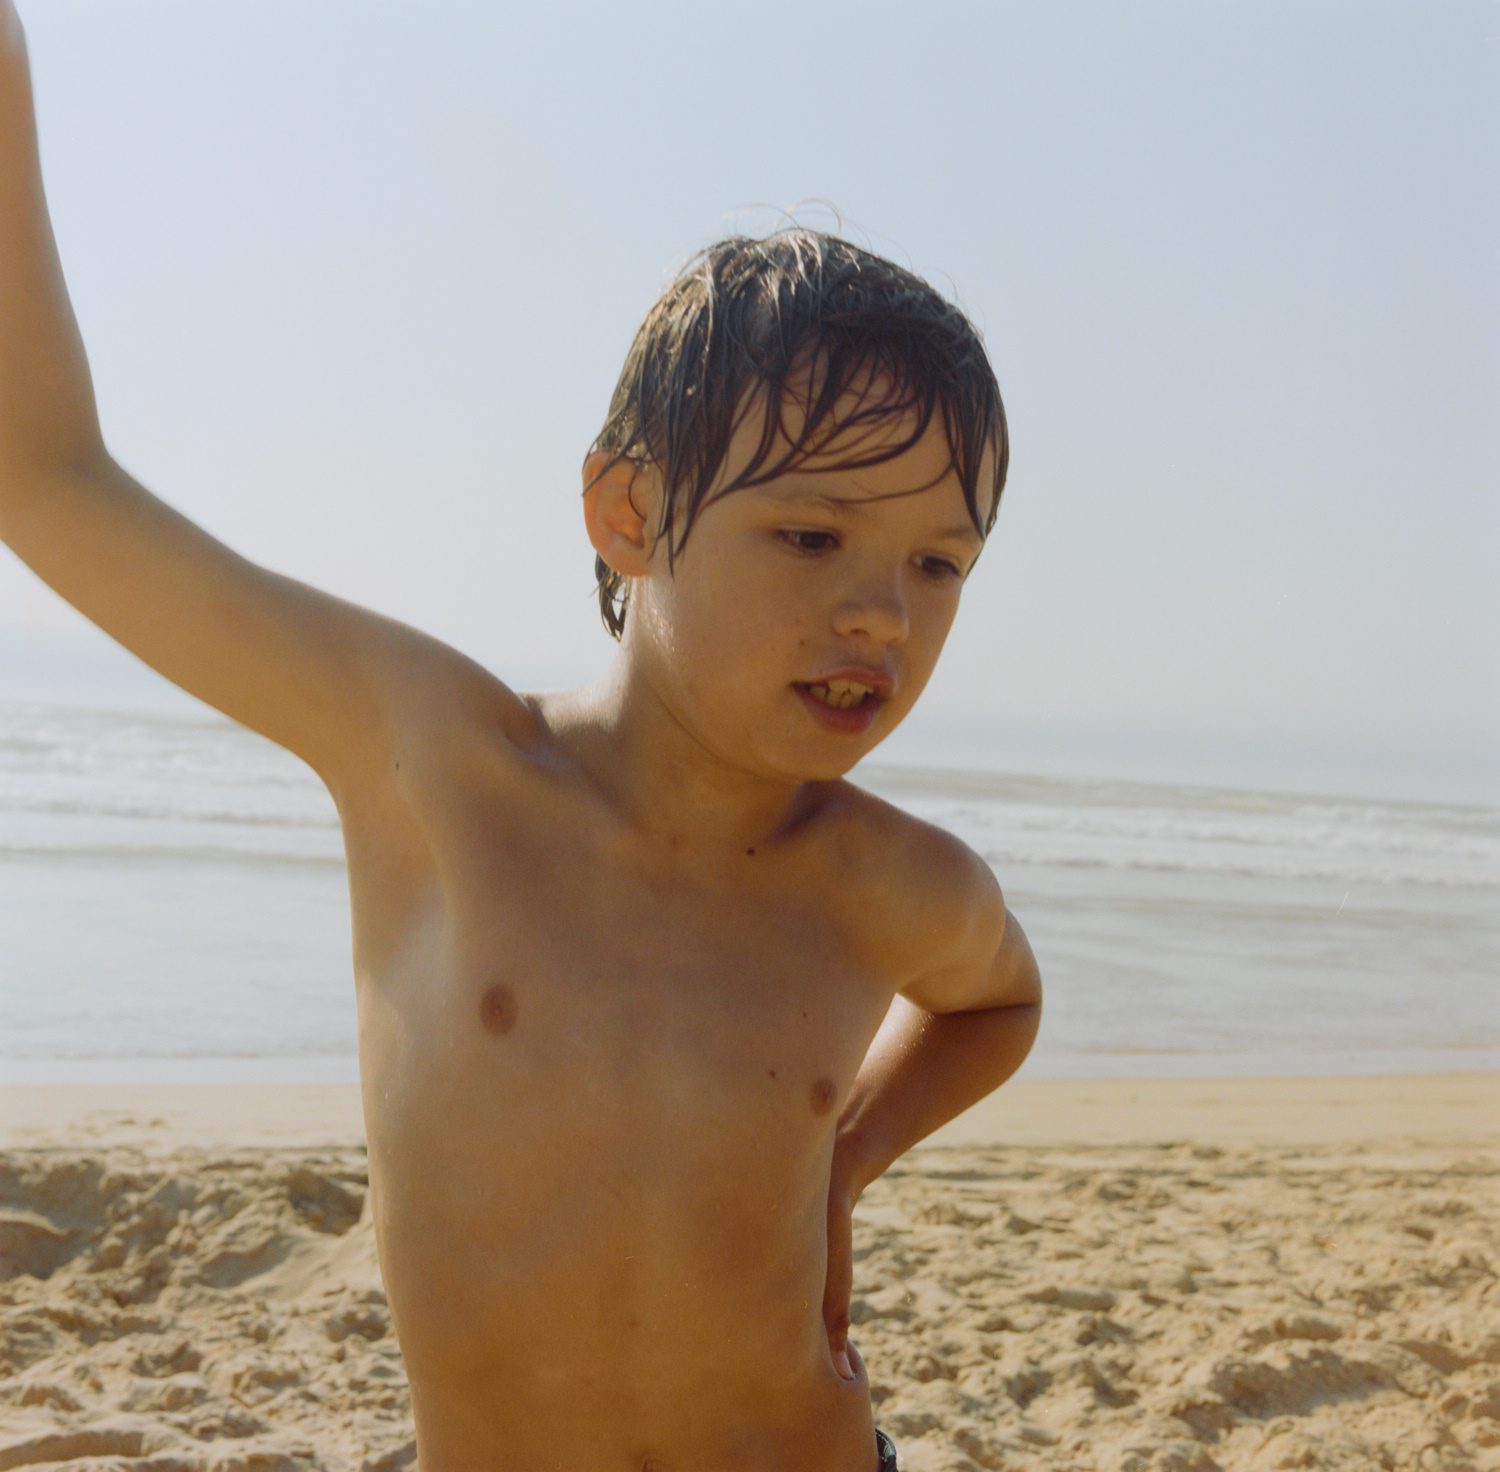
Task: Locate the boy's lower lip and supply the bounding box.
[794,684,884,735]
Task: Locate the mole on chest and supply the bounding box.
[478,984,518,1036]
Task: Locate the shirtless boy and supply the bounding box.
[0,9,1041,1470]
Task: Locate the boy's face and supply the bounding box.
[623,394,992,784]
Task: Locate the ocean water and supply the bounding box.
[1,695,1496,1083]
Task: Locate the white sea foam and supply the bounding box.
[858,767,1500,889]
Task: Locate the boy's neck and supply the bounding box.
[538,661,836,853]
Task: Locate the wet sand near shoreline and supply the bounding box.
[1,1075,1496,1471]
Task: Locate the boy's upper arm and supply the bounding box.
[894,829,1042,1018]
[2,452,475,791]
[0,11,499,795]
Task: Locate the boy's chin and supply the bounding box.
[782,723,902,784]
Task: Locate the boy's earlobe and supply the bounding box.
[582,451,659,577]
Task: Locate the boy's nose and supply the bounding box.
[830,571,909,644]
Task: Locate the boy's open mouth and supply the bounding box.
[802,679,880,711]
[794,676,891,735]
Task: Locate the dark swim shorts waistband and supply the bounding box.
[875,1429,899,1471]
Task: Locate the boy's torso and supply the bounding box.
[336,672,926,1470]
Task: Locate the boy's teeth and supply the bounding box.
[807,680,874,710]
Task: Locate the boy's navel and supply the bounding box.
[810,1076,837,1115]
[478,984,518,1036]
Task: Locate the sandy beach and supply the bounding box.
[1,1074,1496,1471]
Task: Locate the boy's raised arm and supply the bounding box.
[0,4,433,789]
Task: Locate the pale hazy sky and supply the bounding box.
[5,1,1497,803]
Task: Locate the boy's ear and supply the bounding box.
[582,451,662,578]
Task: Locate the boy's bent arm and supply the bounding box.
[822,884,1040,1374]
[0,6,450,789]
[836,903,1042,1201]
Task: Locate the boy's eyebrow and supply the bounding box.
[764,486,984,544]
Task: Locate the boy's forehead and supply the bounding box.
[772,369,917,447]
[720,380,955,491]
[714,381,999,531]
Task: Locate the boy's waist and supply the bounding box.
[399,1308,878,1472]
[373,1158,862,1428]
[379,1183,833,1369]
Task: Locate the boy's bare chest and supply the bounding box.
[352,766,898,1186]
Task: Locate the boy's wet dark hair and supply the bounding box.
[589,230,1008,638]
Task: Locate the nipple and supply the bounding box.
[810,1076,837,1115]
[478,984,518,1036]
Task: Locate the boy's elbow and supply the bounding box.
[999,907,1042,1010]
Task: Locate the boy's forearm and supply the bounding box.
[0,7,105,487]
[835,995,1040,1200]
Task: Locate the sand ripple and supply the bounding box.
[0,1148,411,1472]
[1,1142,1496,1470]
[857,1144,1499,1471]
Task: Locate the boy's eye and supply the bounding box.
[917,555,964,581]
[780,529,839,554]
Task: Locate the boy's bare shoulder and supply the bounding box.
[822,779,1007,991]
